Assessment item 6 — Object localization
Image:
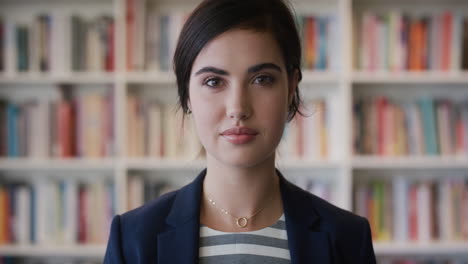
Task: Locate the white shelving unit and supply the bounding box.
[353,71,468,84]
[0,158,117,171]
[352,156,468,169]
[0,0,467,260]
[0,245,106,258]
[374,242,468,256]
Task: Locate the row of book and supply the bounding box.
[279,99,328,160]
[359,11,468,72]
[0,86,114,158]
[354,176,468,242]
[353,96,468,156]
[378,259,468,264]
[0,178,115,245]
[0,14,114,74]
[297,15,339,71]
[126,94,202,159]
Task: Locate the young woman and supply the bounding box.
[104,0,376,263]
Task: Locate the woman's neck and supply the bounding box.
[201,154,283,231]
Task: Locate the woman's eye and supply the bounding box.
[204,77,222,87]
[254,75,275,85]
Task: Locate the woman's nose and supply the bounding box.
[226,85,252,121]
[228,111,249,120]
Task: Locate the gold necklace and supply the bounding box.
[206,193,275,228]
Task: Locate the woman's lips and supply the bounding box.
[222,134,257,144]
[221,127,258,144]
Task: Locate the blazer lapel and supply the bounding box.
[157,169,206,264]
[278,171,334,264]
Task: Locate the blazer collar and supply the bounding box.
[158,168,333,263]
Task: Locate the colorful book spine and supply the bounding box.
[0,86,114,158]
[360,11,468,72]
[354,177,468,242]
[16,25,29,72]
[0,179,115,245]
[418,97,439,155]
[353,96,468,156]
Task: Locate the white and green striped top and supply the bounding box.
[199,214,291,263]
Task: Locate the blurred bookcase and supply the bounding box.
[0,0,467,262]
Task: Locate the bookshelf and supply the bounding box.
[0,0,467,262]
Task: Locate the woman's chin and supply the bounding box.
[211,151,276,169]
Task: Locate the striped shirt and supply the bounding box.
[199,214,291,263]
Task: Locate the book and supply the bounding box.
[0,185,9,244]
[15,185,31,245]
[393,176,408,242]
[127,176,144,210]
[16,24,29,72]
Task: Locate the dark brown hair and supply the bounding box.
[173,0,303,121]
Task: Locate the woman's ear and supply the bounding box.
[288,69,299,106]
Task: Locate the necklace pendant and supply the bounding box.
[236,217,248,228]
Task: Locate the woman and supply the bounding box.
[104,0,376,263]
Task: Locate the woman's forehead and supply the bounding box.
[192,29,285,73]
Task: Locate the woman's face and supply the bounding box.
[188,29,297,168]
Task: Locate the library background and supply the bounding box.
[0,0,467,263]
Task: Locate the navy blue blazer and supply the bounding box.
[104,169,376,263]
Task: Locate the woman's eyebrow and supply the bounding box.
[195,67,229,76]
[248,63,282,73]
[194,63,282,76]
